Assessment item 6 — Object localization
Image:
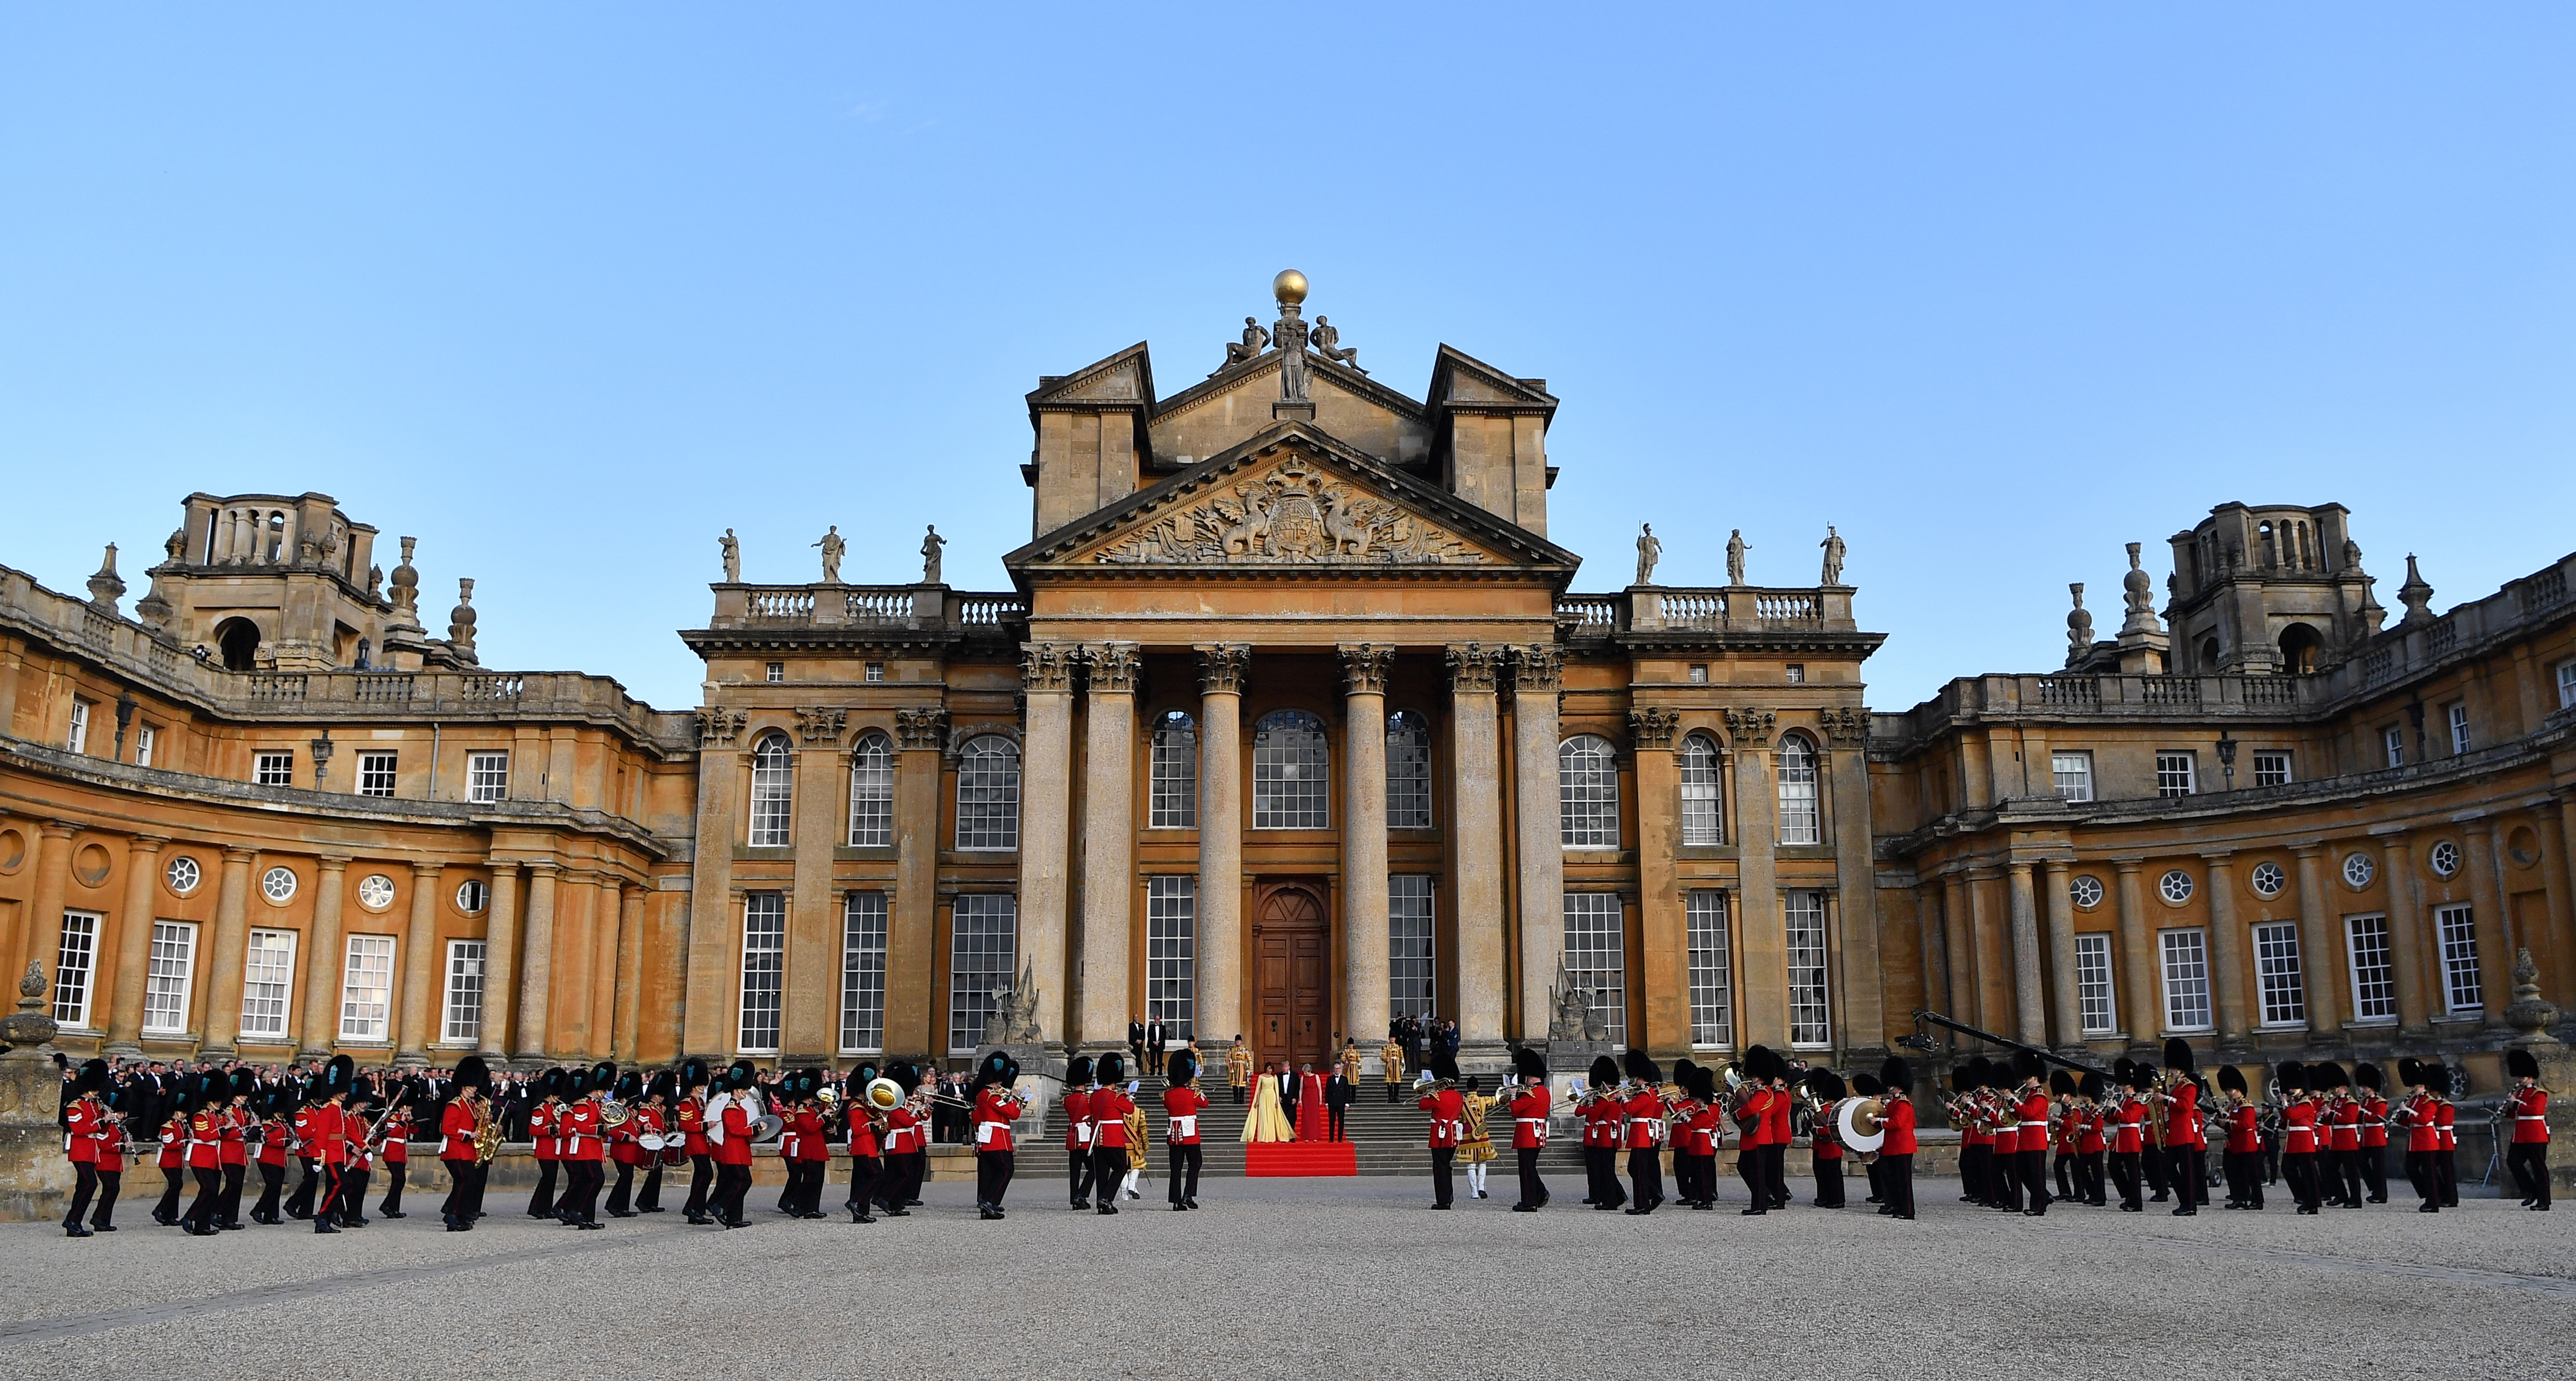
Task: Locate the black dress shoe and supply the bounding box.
[92,1223,117,1232]
[64,1224,92,1238]
[722,1218,747,1228]
[380,1211,405,1219]
[1740,1207,1766,1216]
[576,1221,603,1230]
[883,1207,910,1218]
[641,1206,667,1213]
[1429,1203,1450,1209]
[313,1222,339,1234]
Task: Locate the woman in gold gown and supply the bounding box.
[1456,1076,1497,1200]
[1241,1063,1295,1143]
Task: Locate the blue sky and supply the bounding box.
[3,7,2570,711]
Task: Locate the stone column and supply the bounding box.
[1629,707,1683,1054]
[1964,867,2000,1033]
[1940,872,1974,1025]
[1825,720,1886,1051]
[2112,859,2157,1046]
[1511,647,1566,1045]
[1447,645,1507,1049]
[588,878,625,1058]
[295,856,351,1058]
[102,834,166,1056]
[783,721,845,1064]
[18,822,76,1000]
[2042,859,2081,1048]
[2534,800,2575,995]
[198,847,256,1058]
[2460,818,2511,1026]
[1019,642,1079,1045]
[2203,851,2247,1041]
[1339,645,1393,1056]
[2375,829,2429,1032]
[1915,881,1951,1033]
[884,708,946,1057]
[1731,717,1782,1047]
[613,883,646,1061]
[1195,647,1248,1046]
[681,728,741,1060]
[479,863,520,1060]
[514,861,560,1063]
[553,871,599,1058]
[2291,844,2341,1035]
[2005,860,2045,1045]
[1080,644,1141,1049]
[395,861,444,1064]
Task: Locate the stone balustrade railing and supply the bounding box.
[706,583,1027,632]
[1556,586,1858,638]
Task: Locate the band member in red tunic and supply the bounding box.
[2277,1063,2320,1213]
[1675,1063,1722,1210]
[525,1068,564,1219]
[2158,1039,2205,1216]
[1875,1055,1918,1220]
[1577,1055,1627,1211]
[2353,1062,2392,1204]
[1087,1053,1133,1215]
[214,1069,254,1230]
[632,1071,674,1215]
[1505,1045,1552,1213]
[151,1101,187,1226]
[2393,1058,2441,1212]
[1802,1067,1845,1209]
[1761,1051,1796,1211]
[780,1069,834,1219]
[969,1050,1025,1219]
[439,1055,491,1231]
[252,1085,294,1225]
[1417,1054,1465,1209]
[2506,1047,2552,1210]
[1163,1051,1208,1212]
[60,1058,115,1237]
[706,1061,757,1228]
[557,1062,613,1228]
[2318,1064,2362,1208]
[876,1062,926,1216]
[841,1064,883,1224]
[2075,1072,2109,1207]
[179,1072,226,1235]
[675,1058,714,1224]
[2216,1064,2261,1210]
[2108,1060,2149,1211]
[2431,1063,2459,1208]
[1620,1048,1668,1216]
[370,1082,414,1220]
[1061,1055,1096,1211]
[308,1056,356,1233]
[1951,1061,1992,1207]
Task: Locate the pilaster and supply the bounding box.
[1340,644,1393,1056]
[1446,644,1506,1050]
[1513,647,1568,1045]
[1195,645,1248,1045]
[884,706,946,1058]
[1019,641,1079,1046]
[198,846,255,1059]
[395,861,445,1065]
[1079,643,1140,1049]
[102,834,165,1056]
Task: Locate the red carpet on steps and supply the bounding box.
[1243,1141,1358,1176]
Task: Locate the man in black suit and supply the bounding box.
[1276,1065,1299,1123]
[1144,1018,1168,1082]
[1324,1067,1356,1142]
[1127,1016,1146,1077]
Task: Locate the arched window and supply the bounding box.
[748,732,795,846]
[1680,733,1724,846]
[1149,710,1197,829]
[1387,710,1432,829]
[1559,734,1619,848]
[955,735,1021,850]
[2279,623,2323,676]
[848,731,894,846]
[1252,709,1330,830]
[1777,733,1821,845]
[214,617,260,672]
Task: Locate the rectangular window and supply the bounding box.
[1680,739,1724,846]
[848,745,894,846]
[143,921,196,1034]
[52,911,99,1027]
[1688,664,1709,684]
[2253,921,2306,1026]
[1147,876,1197,1041]
[2345,914,2397,1022]
[839,893,888,1053]
[765,662,785,683]
[739,893,785,1053]
[1562,893,1627,1046]
[2252,751,2291,788]
[948,894,1018,1052]
[1785,890,1830,1047]
[465,751,509,803]
[2559,661,2576,711]
[338,934,396,1041]
[2158,928,2212,1033]
[2073,933,2117,1035]
[2155,752,2196,798]
[2435,903,2483,1012]
[356,750,397,798]
[2051,752,2094,802]
[865,662,884,683]
[254,750,293,787]
[2384,727,2404,768]
[1685,890,1733,1049]
[1785,664,1806,684]
[239,928,297,1040]
[67,697,93,754]
[1150,718,1198,830]
[2447,703,2470,755]
[443,939,487,1044]
[1388,876,1436,1023]
[135,725,155,767]
[1385,717,1433,831]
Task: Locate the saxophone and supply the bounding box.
[471,1093,505,1165]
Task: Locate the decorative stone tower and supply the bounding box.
[2164,502,2383,675]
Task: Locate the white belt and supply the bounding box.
[1516,1118,1547,1126]
[2019,1121,2047,1129]
[2518,1115,2548,1121]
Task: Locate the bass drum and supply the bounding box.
[1835,1096,1888,1154]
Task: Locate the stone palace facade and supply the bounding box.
[4,275,2574,1091]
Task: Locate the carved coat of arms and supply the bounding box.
[1095,458,1484,566]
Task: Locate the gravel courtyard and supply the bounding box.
[0,1173,2566,1380]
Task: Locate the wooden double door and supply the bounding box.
[1252,881,1330,1071]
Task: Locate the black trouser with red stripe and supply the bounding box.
[2016,1148,2051,1212]
[378,1160,406,1213]
[184,1164,223,1231]
[1584,1145,1625,1207]
[1629,1145,1665,1209]
[65,1163,101,1229]
[156,1165,186,1220]
[2508,1142,2551,1206]
[1168,1143,1201,1204]
[1429,1146,1454,1207]
[2163,1145,2206,1210]
[1089,1145,1127,1208]
[1880,1152,1915,1217]
[1734,1139,1765,1207]
[685,1153,714,1217]
[1812,1151,1845,1207]
[2359,1143,2389,1200]
[254,1162,284,1220]
[217,1162,245,1225]
[845,1154,879,1214]
[1515,1145,1548,1208]
[976,1148,1015,1207]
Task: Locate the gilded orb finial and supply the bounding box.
[1272,268,1308,306]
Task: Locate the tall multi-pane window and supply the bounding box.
[1784,890,1830,1047]
[2447,703,2471,755]
[954,735,1022,850]
[2345,914,2397,1021]
[67,698,93,753]
[739,892,786,1053]
[2435,904,2483,1012]
[1558,734,1619,848]
[2051,752,2094,802]
[948,894,1018,1051]
[135,725,155,767]
[2159,929,2212,1032]
[1388,875,1435,1022]
[1146,876,1196,1041]
[847,733,894,846]
[2383,728,2404,768]
[338,935,396,1041]
[2156,752,2197,798]
[443,939,486,1043]
[1148,711,1197,829]
[1777,734,1821,845]
[1386,711,1432,830]
[2252,751,2292,787]
[2253,922,2306,1026]
[748,732,795,846]
[1561,893,1627,1045]
[52,912,99,1027]
[1680,734,1724,845]
[840,892,888,1052]
[239,929,297,1039]
[2073,933,2116,1035]
[1685,890,1733,1048]
[2559,660,2576,711]
[1252,709,1331,829]
[254,751,293,787]
[142,921,196,1034]
[466,750,509,803]
[356,750,397,797]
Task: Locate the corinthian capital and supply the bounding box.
[1338,643,1393,697]
[1511,644,1562,693]
[1084,643,1141,695]
[1194,643,1250,696]
[1021,641,1078,694]
[1445,643,1501,693]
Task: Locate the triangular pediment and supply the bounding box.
[1025,342,1154,410]
[1427,344,1558,415]
[1005,423,1577,580]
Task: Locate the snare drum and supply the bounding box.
[637,1131,668,1152]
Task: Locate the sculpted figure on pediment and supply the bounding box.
[1091,457,1486,567]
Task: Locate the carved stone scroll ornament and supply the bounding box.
[1092,457,1484,566]
[1627,707,1680,751]
[694,707,747,746]
[1722,706,1777,744]
[795,705,848,745]
[893,706,947,750]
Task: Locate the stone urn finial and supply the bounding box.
[447,578,479,665]
[2504,947,2560,1038]
[2065,583,2094,668]
[0,959,58,1051]
[389,536,421,619]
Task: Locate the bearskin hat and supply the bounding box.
[538,1067,566,1100]
[453,1054,492,1096]
[2429,1062,2457,1095]
[724,1058,757,1093]
[885,1060,920,1095]
[1949,1062,1974,1094]
[1691,1064,1721,1102]
[2509,1048,2542,1081]
[2355,1061,2384,1093]
[1511,1045,1548,1084]
[1805,1068,1847,1101]
[1431,1053,1462,1084]
[1165,1050,1197,1086]
[1095,1051,1126,1086]
[2309,1061,2348,1091]
[2218,1064,2249,1095]
[2125,1060,2155,1092]
[1622,1047,1660,1085]
[2049,1069,2078,1096]
[1878,1055,1912,1096]
[678,1057,711,1092]
[228,1068,257,1100]
[2396,1057,2426,1090]
[565,1065,592,1098]
[973,1050,1013,1093]
[2279,1061,2307,1094]
[2112,1057,2136,1085]
[1588,1054,1620,1089]
[321,1053,356,1101]
[2013,1050,2046,1085]
[2163,1037,2196,1074]
[71,1058,110,1096]
[645,1070,677,1103]
[589,1061,617,1095]
[1673,1057,1700,1089]
[2077,1070,2105,1100]
[1065,1055,1095,1089]
[1851,1072,1885,1097]
[1745,1044,1780,1082]
[613,1071,643,1102]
